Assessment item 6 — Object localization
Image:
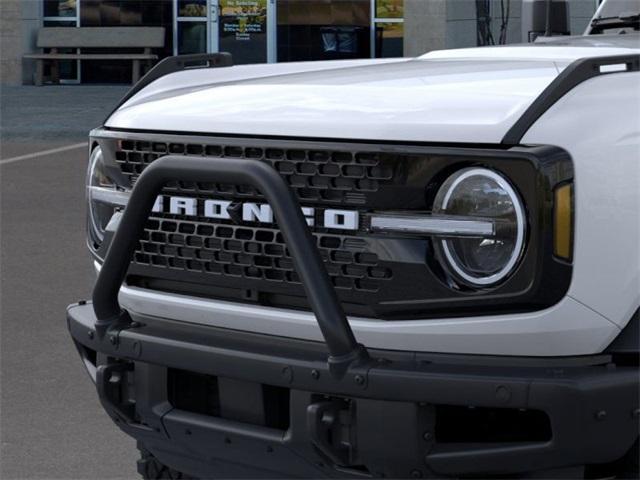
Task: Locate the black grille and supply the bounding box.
[113,139,398,301]
[136,216,392,293]
[115,139,394,205]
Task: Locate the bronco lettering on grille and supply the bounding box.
[152,196,360,231]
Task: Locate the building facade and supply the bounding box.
[1,0,598,85]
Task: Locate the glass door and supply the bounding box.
[43,0,80,83]
[175,0,208,55]
[371,0,404,58]
[213,0,275,64]
[276,0,372,63]
[174,0,275,63]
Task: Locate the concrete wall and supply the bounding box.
[405,0,599,57]
[569,0,599,35]
[1,0,41,85]
[404,0,447,57]
[1,0,24,85]
[445,0,524,49]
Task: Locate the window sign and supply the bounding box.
[220,0,267,43]
[219,0,268,64]
[44,0,76,18]
[179,0,207,17]
[376,0,403,19]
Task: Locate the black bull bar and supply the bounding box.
[92,155,369,377]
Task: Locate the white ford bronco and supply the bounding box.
[68,0,640,477]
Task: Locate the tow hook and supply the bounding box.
[307,398,356,467]
[96,362,153,432]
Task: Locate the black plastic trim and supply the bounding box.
[502,54,640,145]
[101,125,512,150]
[590,16,640,34]
[104,53,233,124]
[606,308,640,355]
[68,302,640,478]
[92,155,367,375]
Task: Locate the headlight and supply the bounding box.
[87,146,129,244]
[433,168,526,287]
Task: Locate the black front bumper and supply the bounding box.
[68,302,639,478]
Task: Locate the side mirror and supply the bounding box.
[522,0,571,42]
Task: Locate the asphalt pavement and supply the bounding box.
[1,85,139,479]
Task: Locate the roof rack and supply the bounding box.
[502,54,640,145]
[105,52,233,122]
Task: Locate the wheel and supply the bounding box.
[137,445,195,480]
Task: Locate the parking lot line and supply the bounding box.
[0,142,86,165]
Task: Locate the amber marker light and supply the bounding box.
[554,183,573,261]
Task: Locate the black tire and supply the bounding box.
[137,445,195,480]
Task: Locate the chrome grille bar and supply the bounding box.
[370,214,495,237]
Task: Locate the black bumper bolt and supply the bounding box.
[281,366,293,383]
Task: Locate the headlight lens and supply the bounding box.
[87,146,129,244]
[433,168,526,287]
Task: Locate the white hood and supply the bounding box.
[106,44,638,143]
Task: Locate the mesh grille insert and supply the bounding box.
[116,140,395,204]
[135,216,392,293]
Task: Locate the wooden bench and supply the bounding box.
[23,27,165,86]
